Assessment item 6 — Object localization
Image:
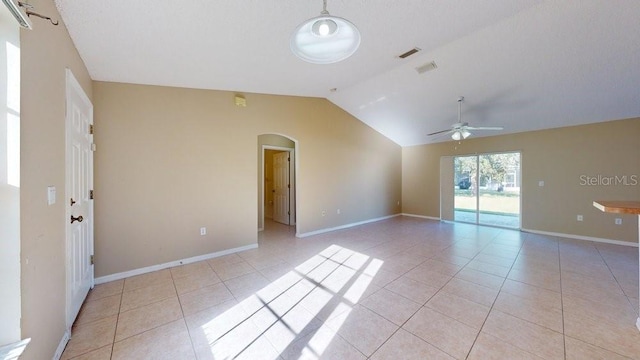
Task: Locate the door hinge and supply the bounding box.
[89,190,94,199]
[287,184,290,188]
[90,255,94,265]
[288,157,290,161]
[89,124,94,134]
[287,211,290,215]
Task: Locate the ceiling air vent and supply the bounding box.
[415,61,438,74]
[398,47,421,59]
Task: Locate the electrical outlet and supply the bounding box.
[337,209,341,214]
[321,210,326,217]
[577,215,583,222]
[538,180,545,187]
[200,227,206,235]
[615,218,622,225]
[397,201,400,206]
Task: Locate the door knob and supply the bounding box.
[71,215,84,224]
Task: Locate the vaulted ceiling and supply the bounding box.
[54,0,640,146]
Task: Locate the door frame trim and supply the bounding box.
[64,68,94,329]
[446,150,522,229]
[261,145,296,230]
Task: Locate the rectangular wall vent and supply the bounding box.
[415,61,438,74]
[398,47,421,59]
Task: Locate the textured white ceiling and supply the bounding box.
[54,0,640,146]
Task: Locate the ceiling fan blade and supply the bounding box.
[427,129,453,136]
[429,97,504,138]
[465,126,504,131]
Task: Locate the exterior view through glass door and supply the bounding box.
[454,152,521,228]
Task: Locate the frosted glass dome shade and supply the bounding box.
[291,15,361,64]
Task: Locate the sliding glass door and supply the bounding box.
[453,152,521,228]
[453,155,477,223]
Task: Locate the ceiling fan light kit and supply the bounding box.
[291,0,361,64]
[452,129,471,141]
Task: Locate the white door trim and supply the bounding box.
[272,151,290,225]
[261,144,297,230]
[64,68,94,329]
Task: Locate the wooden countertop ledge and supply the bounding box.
[593,201,640,215]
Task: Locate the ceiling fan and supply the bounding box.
[427,96,504,140]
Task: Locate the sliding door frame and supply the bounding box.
[444,150,522,229]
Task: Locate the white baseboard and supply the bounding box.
[52,330,70,360]
[297,214,401,238]
[401,213,441,221]
[95,243,259,284]
[396,217,636,247]
[521,228,638,247]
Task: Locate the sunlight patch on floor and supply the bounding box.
[199,245,382,359]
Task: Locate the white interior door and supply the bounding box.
[273,151,290,225]
[65,69,94,328]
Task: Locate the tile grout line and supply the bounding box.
[362,244,449,358]
[557,237,567,360]
[586,245,640,359]
[169,265,198,359]
[373,229,506,359]
[105,274,188,356]
[489,238,567,354]
[188,247,354,358]
[107,280,124,360]
[594,245,638,315]
[463,230,525,359]
[64,219,639,359]
[245,247,385,359]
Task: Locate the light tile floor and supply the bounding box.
[61,217,640,359]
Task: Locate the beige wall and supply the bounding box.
[93,82,402,277]
[20,0,93,358]
[403,118,640,243]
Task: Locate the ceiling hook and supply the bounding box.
[25,9,59,26]
[17,1,33,10]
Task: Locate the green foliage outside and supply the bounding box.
[455,190,520,215]
[454,153,520,187]
[453,152,521,217]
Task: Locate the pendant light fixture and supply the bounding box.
[291,0,361,64]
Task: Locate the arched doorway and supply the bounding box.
[258,134,298,234]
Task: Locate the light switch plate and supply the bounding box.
[47,186,56,205]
